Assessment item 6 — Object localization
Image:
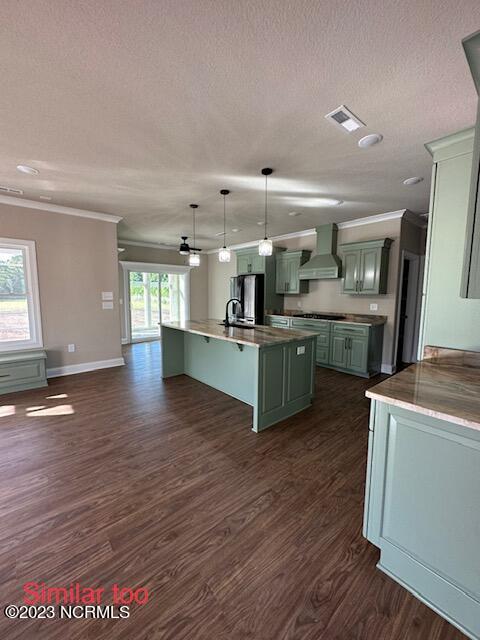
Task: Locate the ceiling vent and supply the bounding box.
[325,105,365,133]
[0,185,24,195]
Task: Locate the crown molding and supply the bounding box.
[206,228,316,254]
[425,127,475,159]
[117,238,177,251]
[0,194,122,223]
[337,209,406,229]
[207,210,410,253]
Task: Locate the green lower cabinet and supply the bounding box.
[347,336,368,373]
[315,332,330,365]
[330,334,348,368]
[364,400,480,640]
[0,349,48,395]
[265,316,384,377]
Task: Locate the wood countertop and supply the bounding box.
[366,347,480,431]
[161,319,319,348]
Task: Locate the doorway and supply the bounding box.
[120,262,190,344]
[395,251,424,369]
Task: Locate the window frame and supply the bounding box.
[0,237,43,352]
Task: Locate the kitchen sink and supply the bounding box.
[219,322,255,329]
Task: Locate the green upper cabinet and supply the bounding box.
[235,247,285,313]
[339,238,392,295]
[275,251,311,294]
[237,249,265,274]
[461,31,480,299]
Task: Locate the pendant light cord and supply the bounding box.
[193,209,196,251]
[264,172,268,240]
[223,193,226,248]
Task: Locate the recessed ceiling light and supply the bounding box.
[117,247,126,253]
[257,221,264,226]
[358,134,383,149]
[39,195,52,201]
[325,105,365,133]
[231,228,241,232]
[288,211,301,217]
[16,164,39,175]
[403,176,424,186]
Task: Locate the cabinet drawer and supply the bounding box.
[291,319,330,331]
[0,360,46,389]
[332,322,369,338]
[316,332,330,347]
[266,316,290,327]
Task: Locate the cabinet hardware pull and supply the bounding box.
[359,280,363,291]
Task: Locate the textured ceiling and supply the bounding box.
[0,0,479,249]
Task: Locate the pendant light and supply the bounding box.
[218,189,231,263]
[258,167,273,256]
[188,204,200,266]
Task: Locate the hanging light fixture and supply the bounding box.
[218,189,231,263]
[188,204,200,266]
[258,167,273,256]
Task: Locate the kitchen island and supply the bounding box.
[161,319,317,432]
[363,347,480,640]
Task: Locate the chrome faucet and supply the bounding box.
[224,298,241,327]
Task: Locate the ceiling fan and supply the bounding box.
[178,236,202,255]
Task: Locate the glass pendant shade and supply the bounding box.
[258,238,273,256]
[189,252,200,267]
[218,247,231,263]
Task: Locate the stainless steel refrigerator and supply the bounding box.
[230,274,265,325]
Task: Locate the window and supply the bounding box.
[0,238,43,351]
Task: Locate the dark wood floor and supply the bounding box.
[0,341,464,639]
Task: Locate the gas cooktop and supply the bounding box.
[293,313,346,320]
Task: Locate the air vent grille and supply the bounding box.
[0,185,24,195]
[325,105,365,133]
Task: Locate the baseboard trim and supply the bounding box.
[47,357,125,379]
[381,364,396,375]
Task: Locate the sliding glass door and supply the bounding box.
[128,270,185,342]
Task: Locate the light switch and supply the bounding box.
[102,291,113,301]
[297,345,306,355]
[370,303,378,311]
[102,301,114,310]
[67,344,75,353]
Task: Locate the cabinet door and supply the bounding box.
[329,335,348,368]
[237,254,250,275]
[251,254,265,273]
[342,250,360,293]
[347,336,369,373]
[275,256,286,293]
[316,332,330,365]
[286,256,300,293]
[359,247,381,294]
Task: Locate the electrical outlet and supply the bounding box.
[370,303,378,311]
[67,344,75,353]
[297,345,306,355]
